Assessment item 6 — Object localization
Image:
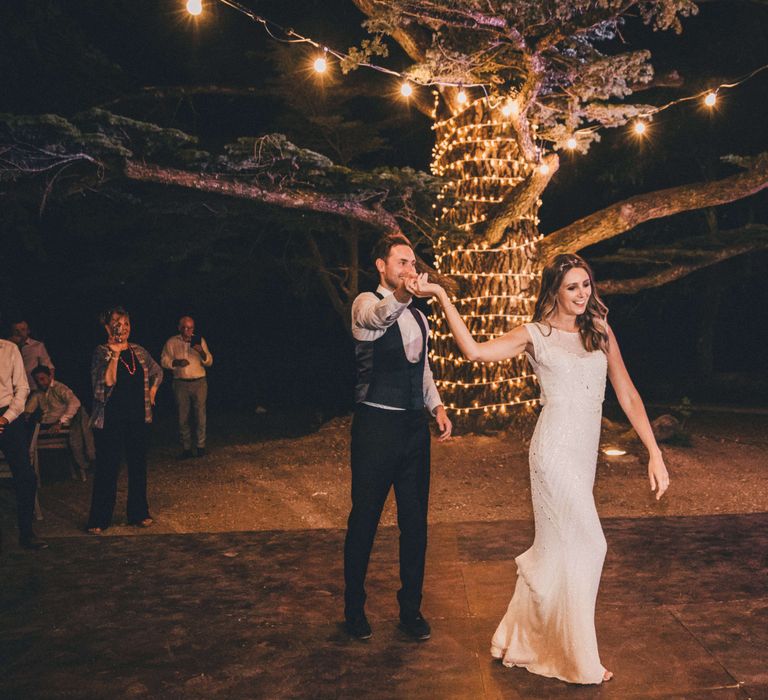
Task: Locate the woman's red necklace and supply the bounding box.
[119,346,138,375]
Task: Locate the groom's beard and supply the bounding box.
[383,272,416,291]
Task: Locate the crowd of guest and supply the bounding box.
[0,308,214,551]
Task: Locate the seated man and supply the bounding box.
[25,365,94,478]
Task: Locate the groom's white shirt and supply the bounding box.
[351,285,442,415]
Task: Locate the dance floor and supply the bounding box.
[1,513,766,699]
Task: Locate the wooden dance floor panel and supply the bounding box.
[1,514,766,699]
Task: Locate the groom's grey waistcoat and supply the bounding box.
[354,293,428,410]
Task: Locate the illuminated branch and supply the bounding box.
[540,153,768,257]
[483,153,559,245]
[122,160,403,234]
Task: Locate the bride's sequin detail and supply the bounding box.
[490,322,609,685]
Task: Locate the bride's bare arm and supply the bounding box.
[411,275,531,363]
[606,324,670,500]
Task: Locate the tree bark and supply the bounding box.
[123,160,402,234]
[541,153,768,257]
[483,153,558,245]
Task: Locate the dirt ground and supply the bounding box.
[20,407,767,539]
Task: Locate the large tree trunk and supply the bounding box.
[430,97,544,430]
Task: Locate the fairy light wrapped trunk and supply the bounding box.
[430,95,543,430]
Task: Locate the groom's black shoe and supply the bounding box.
[399,612,431,641]
[345,614,372,640]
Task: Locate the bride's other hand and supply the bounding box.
[409,273,444,298]
[648,452,670,501]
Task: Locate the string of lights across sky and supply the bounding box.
[183,0,768,143]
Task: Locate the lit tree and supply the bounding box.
[335,0,767,426]
[2,0,768,428]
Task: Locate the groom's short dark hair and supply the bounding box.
[371,233,412,264]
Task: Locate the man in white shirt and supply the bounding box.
[25,365,95,476]
[161,316,213,458]
[0,334,48,550]
[343,233,451,642]
[8,319,54,389]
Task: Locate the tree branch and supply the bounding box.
[483,153,559,245]
[122,160,402,234]
[598,226,768,294]
[352,0,435,118]
[98,85,263,108]
[305,232,352,328]
[352,0,430,64]
[540,153,768,257]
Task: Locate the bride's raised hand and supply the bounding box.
[648,452,670,501]
[409,273,444,299]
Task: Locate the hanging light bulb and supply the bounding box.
[501,99,518,117]
[313,56,328,74]
[400,81,413,97]
[704,91,717,107]
[633,120,647,135]
[457,89,468,105]
[186,0,203,15]
[566,137,577,150]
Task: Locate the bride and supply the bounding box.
[410,253,669,684]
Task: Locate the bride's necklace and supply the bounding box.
[119,346,138,375]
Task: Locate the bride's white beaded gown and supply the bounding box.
[491,322,609,684]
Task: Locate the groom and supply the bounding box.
[344,232,452,641]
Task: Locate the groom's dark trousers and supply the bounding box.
[344,403,430,618]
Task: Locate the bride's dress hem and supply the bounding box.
[489,647,607,686]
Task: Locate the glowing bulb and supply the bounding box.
[566,137,577,150]
[457,90,468,105]
[501,99,518,117]
[603,448,627,457]
[634,120,647,135]
[186,0,202,15]
[400,81,413,97]
[704,92,717,107]
[313,56,328,74]
[538,162,550,175]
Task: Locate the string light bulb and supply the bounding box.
[633,120,647,135]
[704,91,717,107]
[566,137,577,150]
[538,162,550,175]
[501,99,518,117]
[400,81,413,97]
[313,56,328,74]
[186,0,203,15]
[457,89,468,105]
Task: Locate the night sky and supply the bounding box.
[1,0,767,426]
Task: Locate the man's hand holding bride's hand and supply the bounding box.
[434,405,452,441]
[408,273,444,299]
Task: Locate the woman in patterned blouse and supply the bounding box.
[86,306,162,534]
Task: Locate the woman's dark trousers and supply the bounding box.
[87,420,150,529]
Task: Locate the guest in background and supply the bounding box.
[86,307,162,534]
[0,329,47,550]
[161,316,213,458]
[25,365,95,477]
[8,318,54,388]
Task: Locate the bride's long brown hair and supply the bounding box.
[531,253,609,353]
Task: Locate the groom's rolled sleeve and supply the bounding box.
[352,292,409,336]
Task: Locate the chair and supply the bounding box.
[33,422,87,482]
[0,422,43,520]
